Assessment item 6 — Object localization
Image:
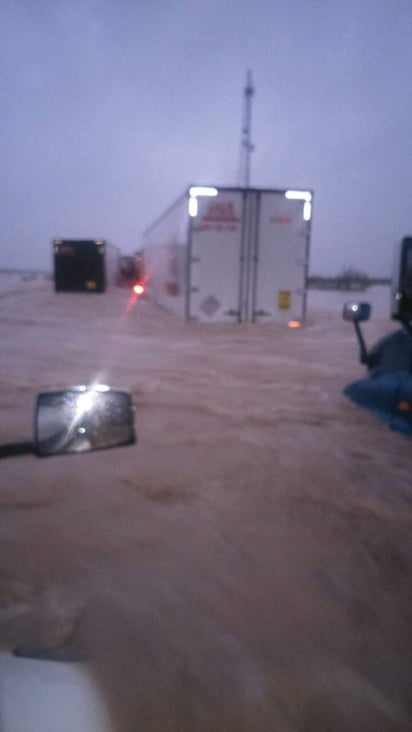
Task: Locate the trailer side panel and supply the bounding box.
[143,195,189,318]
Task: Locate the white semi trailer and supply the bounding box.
[142,186,312,324]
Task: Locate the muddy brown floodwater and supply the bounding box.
[0,278,411,731]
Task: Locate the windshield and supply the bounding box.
[0,3,411,732]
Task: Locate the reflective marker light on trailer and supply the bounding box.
[188,186,218,217]
[288,320,301,328]
[285,190,312,202]
[285,191,312,221]
[189,187,218,198]
[188,197,198,217]
[303,201,312,221]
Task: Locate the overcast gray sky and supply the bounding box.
[1,0,411,275]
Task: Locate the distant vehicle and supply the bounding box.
[117,253,144,288]
[343,236,412,434]
[390,236,412,324]
[53,240,119,293]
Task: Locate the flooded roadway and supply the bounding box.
[0,278,410,731]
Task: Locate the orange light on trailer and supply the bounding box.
[288,320,301,328]
[133,283,145,296]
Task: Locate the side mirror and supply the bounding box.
[34,386,136,457]
[342,302,371,323]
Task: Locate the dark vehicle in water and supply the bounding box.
[117,253,144,288]
[343,236,412,434]
[53,239,119,293]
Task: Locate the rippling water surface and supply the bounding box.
[0,277,410,731]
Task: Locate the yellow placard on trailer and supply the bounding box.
[85,280,97,290]
[278,290,291,310]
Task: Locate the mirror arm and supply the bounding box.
[353,321,370,366]
[0,441,34,460]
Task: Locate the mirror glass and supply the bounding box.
[342,302,371,323]
[35,386,136,456]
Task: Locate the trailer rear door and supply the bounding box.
[188,191,244,322]
[251,192,310,323]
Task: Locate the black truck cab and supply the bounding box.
[343,236,412,373]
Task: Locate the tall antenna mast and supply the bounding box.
[238,70,255,188]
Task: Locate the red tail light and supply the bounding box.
[133,283,145,296]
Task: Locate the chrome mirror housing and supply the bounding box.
[342,302,371,323]
[34,386,136,457]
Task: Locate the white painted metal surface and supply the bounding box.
[189,191,244,322]
[142,187,311,323]
[0,653,112,732]
[251,192,309,323]
[143,193,188,318]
